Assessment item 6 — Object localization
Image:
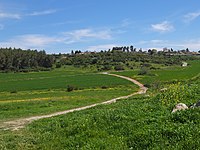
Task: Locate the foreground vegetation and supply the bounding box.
[0,76,199,149]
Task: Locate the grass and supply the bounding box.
[142,60,200,84]
[0,78,199,149]
[0,61,199,149]
[0,86,136,122]
[112,60,200,85]
[0,72,134,92]
[0,67,138,121]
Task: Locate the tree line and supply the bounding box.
[0,48,54,72]
[57,49,199,71]
[0,46,199,73]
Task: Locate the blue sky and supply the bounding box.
[0,0,200,53]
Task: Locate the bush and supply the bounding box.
[114,65,125,71]
[10,90,17,94]
[98,65,112,71]
[138,67,149,75]
[142,63,151,67]
[101,86,108,89]
[150,66,157,70]
[56,63,62,68]
[66,85,78,92]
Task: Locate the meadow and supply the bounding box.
[0,67,137,123]
[0,60,200,149]
[0,67,134,92]
[0,77,199,149]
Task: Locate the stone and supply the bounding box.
[190,100,200,108]
[172,103,188,113]
[196,101,200,107]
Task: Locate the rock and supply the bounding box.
[160,88,167,92]
[190,100,200,108]
[196,101,200,107]
[172,103,188,113]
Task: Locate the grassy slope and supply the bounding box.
[113,60,200,85]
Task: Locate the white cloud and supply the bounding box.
[0,12,21,19]
[0,9,57,20]
[184,11,200,22]
[137,40,168,51]
[0,34,61,50]
[62,28,112,43]
[19,34,61,45]
[151,21,174,33]
[137,39,200,51]
[66,29,111,40]
[28,9,57,16]
[87,44,120,51]
[178,39,200,50]
[139,40,166,45]
[0,28,113,50]
[0,28,112,50]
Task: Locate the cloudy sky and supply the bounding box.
[0,0,200,53]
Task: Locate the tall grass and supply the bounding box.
[157,82,199,107]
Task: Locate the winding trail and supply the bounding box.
[0,73,147,131]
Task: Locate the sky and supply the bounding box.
[0,0,200,53]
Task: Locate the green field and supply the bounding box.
[0,87,136,122]
[0,67,137,122]
[0,69,134,92]
[0,77,199,149]
[0,60,200,149]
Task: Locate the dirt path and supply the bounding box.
[0,73,148,131]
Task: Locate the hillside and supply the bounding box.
[0,60,199,149]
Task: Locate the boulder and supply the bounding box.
[190,100,200,108]
[172,103,188,113]
[195,101,200,107]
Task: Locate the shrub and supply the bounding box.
[142,63,151,67]
[66,85,78,92]
[98,65,112,71]
[10,90,17,94]
[101,86,108,89]
[150,66,157,70]
[138,67,149,75]
[56,63,62,68]
[114,65,124,71]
